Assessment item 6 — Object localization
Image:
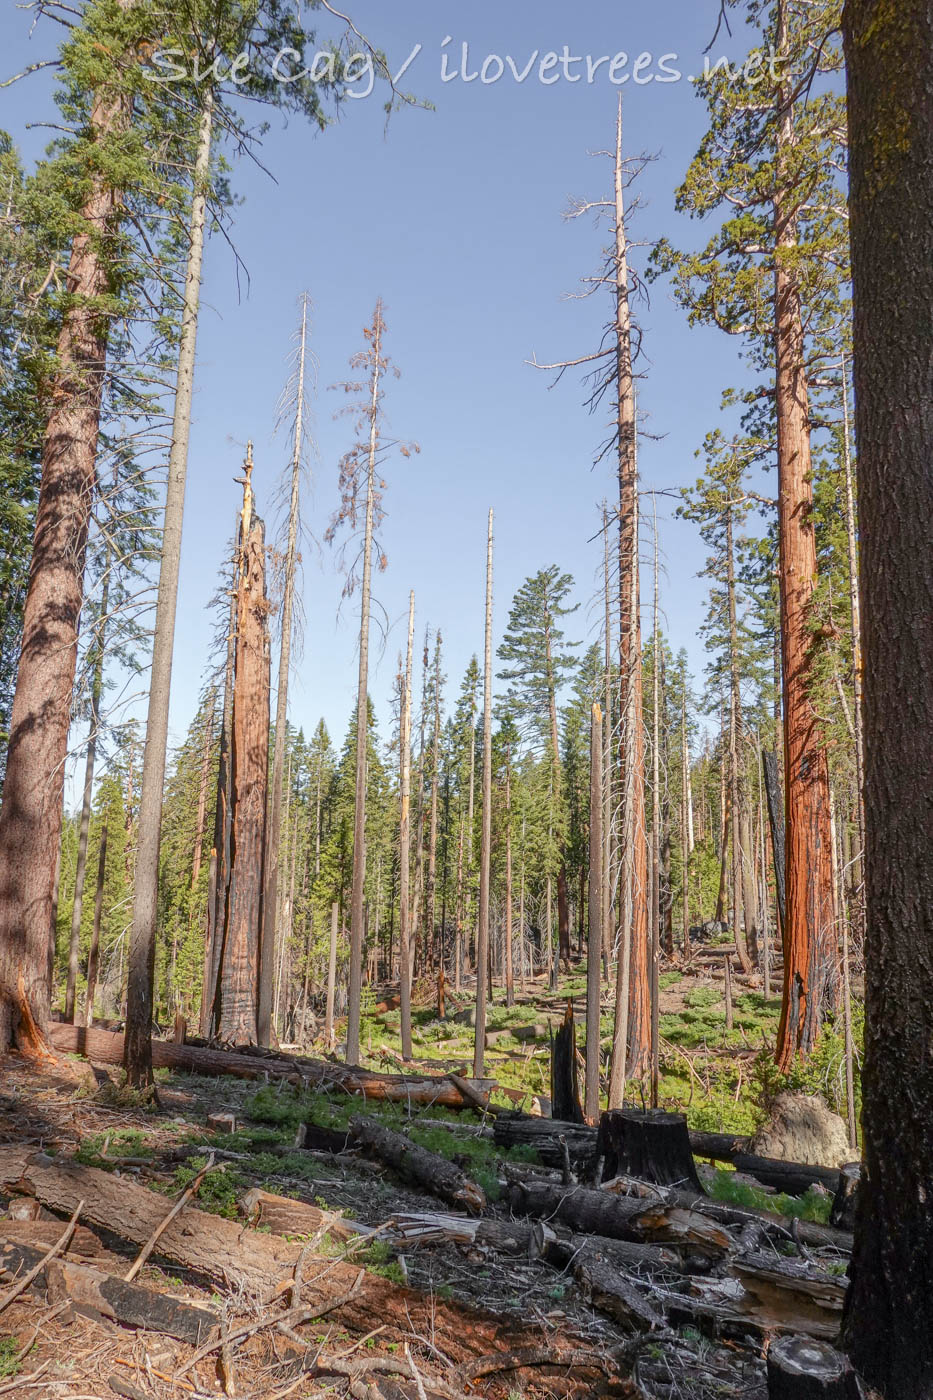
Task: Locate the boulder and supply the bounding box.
[752,1092,852,1168]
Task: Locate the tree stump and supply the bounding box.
[829,1162,861,1231]
[550,1002,585,1124]
[597,1109,703,1191]
[767,1336,854,1399]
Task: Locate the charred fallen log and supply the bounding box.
[0,1237,217,1344]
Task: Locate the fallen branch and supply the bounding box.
[125,1153,215,1281]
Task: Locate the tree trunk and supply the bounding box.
[65,532,112,1023]
[0,38,133,1053]
[763,749,787,943]
[585,703,603,1122]
[190,690,215,893]
[258,299,309,1046]
[399,591,415,1058]
[426,630,442,974]
[504,743,514,1007]
[649,498,661,1106]
[346,309,383,1066]
[83,824,107,1027]
[473,510,493,1078]
[772,20,835,1071]
[608,100,650,1099]
[200,537,237,1038]
[216,465,270,1044]
[726,504,753,973]
[840,1,933,1391]
[124,91,214,1085]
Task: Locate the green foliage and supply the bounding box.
[167,1159,242,1218]
[74,1128,151,1166]
[0,1337,21,1381]
[706,1168,832,1224]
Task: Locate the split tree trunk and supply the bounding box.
[258,298,309,1046]
[216,461,270,1044]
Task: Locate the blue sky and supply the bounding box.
[2,1,761,781]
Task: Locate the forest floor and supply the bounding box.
[0,964,857,1400]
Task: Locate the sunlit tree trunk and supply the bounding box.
[125,90,215,1085]
[772,11,835,1070]
[0,27,134,1053]
[259,297,309,1045]
[609,101,649,1099]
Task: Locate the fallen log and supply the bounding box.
[386,1210,681,1276]
[349,1116,486,1215]
[508,1180,733,1258]
[0,1218,102,1257]
[49,1024,495,1111]
[0,1238,217,1344]
[734,1252,846,1338]
[573,1255,666,1332]
[597,1109,704,1191]
[0,1149,556,1367]
[239,1188,360,1243]
[602,1177,852,1254]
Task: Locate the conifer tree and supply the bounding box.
[655,0,846,1067]
[327,302,415,1063]
[497,566,579,967]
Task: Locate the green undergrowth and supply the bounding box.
[243,1083,541,1202]
[74,1128,153,1167]
[706,1168,833,1224]
[0,1337,22,1381]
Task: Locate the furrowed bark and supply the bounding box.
[216,459,270,1045]
[841,0,933,1391]
[772,8,835,1070]
[0,20,135,1053]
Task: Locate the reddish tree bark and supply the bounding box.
[216,466,270,1044]
[0,54,132,1053]
[772,25,835,1070]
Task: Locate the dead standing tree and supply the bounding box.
[326,301,416,1066]
[532,100,652,1097]
[398,591,415,1060]
[258,295,313,1047]
[214,449,271,1045]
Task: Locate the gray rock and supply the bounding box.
[751,1092,851,1167]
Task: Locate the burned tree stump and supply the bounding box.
[767,1336,854,1399]
[829,1162,861,1231]
[550,1002,585,1125]
[597,1109,703,1191]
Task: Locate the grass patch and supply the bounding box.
[706,1168,833,1224]
[74,1128,153,1167]
[0,1337,21,1381]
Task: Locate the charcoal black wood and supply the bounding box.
[829,1162,861,1231]
[550,1004,585,1124]
[597,1109,704,1191]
